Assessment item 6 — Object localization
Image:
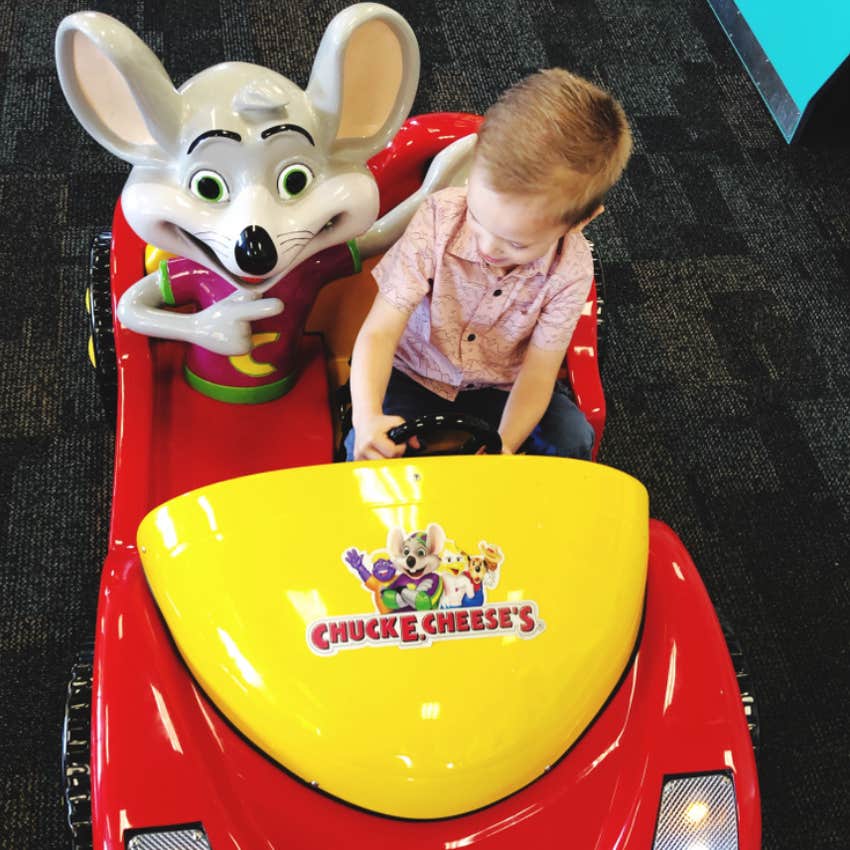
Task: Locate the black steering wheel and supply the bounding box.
[387,413,502,456]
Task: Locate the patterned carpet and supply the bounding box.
[1,1,848,847]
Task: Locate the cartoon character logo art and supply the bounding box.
[307,523,544,655]
[344,523,447,613]
[441,542,502,608]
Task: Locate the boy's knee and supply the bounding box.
[525,425,594,460]
[524,413,594,460]
[570,417,596,460]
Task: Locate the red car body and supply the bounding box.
[80,114,760,849]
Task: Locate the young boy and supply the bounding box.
[346,68,632,461]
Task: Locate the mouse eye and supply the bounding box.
[278,163,314,200]
[417,549,425,558]
[189,169,229,203]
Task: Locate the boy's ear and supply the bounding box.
[55,12,181,165]
[572,204,605,232]
[307,3,419,163]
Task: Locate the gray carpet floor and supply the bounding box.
[1,1,848,847]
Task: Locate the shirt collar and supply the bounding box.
[445,214,480,263]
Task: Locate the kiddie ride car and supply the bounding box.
[57,5,760,850]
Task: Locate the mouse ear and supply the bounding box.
[387,526,405,557]
[425,523,446,556]
[55,12,182,165]
[307,3,419,163]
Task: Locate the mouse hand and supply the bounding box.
[190,294,284,355]
[399,587,419,608]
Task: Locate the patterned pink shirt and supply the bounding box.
[373,186,594,400]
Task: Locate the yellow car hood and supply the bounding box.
[138,456,648,819]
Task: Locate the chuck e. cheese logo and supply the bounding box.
[307,522,544,656]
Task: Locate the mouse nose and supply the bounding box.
[406,556,416,568]
[234,226,277,275]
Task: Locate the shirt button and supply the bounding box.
[467,333,476,342]
[493,289,503,296]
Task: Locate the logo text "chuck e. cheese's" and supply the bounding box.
[308,601,544,655]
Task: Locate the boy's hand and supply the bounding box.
[354,414,408,460]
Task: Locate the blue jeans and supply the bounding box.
[345,369,594,460]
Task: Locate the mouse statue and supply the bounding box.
[56,4,474,403]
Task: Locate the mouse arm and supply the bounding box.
[355,134,476,259]
[116,273,284,356]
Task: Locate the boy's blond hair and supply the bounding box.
[475,68,632,226]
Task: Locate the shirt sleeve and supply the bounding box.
[530,251,594,352]
[371,195,437,314]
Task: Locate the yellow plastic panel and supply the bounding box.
[138,457,648,818]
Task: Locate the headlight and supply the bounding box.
[653,773,739,849]
[125,824,211,849]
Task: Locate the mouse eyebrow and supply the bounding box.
[187,129,242,154]
[261,123,315,146]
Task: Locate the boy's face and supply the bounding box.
[465,165,570,269]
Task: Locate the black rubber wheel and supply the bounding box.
[721,619,761,753]
[87,231,117,421]
[62,645,94,850]
[592,250,607,367]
